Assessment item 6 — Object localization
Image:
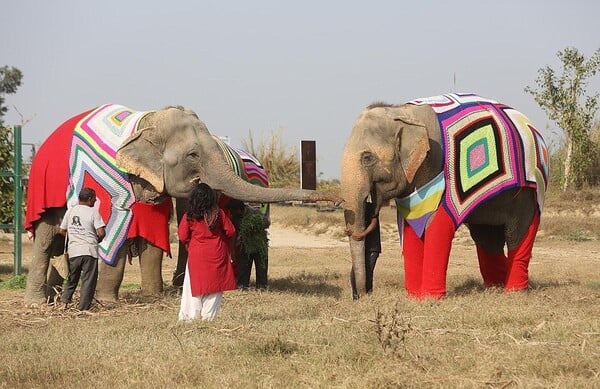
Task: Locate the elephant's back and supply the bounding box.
[25,109,94,231]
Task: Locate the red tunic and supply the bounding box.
[178,209,237,296]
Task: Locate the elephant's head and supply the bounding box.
[116,106,337,204]
[341,103,442,297]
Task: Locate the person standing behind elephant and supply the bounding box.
[59,188,106,311]
[226,200,270,291]
[347,199,381,299]
[178,183,237,322]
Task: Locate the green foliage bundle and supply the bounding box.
[239,211,268,260]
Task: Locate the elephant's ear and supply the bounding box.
[116,126,165,193]
[394,110,430,183]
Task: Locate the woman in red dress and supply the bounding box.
[178,183,237,322]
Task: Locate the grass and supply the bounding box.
[0,201,598,388]
[0,274,26,290]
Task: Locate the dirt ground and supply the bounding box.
[1,217,597,388]
[0,223,347,290]
[1,222,599,291]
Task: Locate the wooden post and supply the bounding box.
[300,140,316,190]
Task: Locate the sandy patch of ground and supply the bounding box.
[268,223,347,248]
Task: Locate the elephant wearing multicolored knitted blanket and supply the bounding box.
[341,93,548,299]
[24,104,336,306]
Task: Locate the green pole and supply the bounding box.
[13,125,22,276]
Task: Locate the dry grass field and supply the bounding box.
[0,193,599,388]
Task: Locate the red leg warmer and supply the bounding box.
[402,221,424,298]
[505,211,540,291]
[476,245,509,287]
[421,207,456,299]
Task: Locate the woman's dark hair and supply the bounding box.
[187,183,219,229]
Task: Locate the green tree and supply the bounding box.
[525,47,600,191]
[0,66,24,227]
[0,66,23,124]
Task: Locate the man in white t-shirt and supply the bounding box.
[59,188,106,311]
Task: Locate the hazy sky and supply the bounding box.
[2,1,599,179]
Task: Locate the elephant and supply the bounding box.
[24,104,336,306]
[341,93,549,299]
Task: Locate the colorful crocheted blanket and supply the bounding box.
[398,93,549,235]
[66,104,156,264]
[395,172,445,237]
[26,104,173,266]
[213,136,269,188]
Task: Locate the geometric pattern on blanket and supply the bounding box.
[212,136,270,218]
[213,136,269,188]
[407,93,549,228]
[66,104,151,265]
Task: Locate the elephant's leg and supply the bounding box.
[469,224,509,287]
[96,244,127,302]
[46,265,66,303]
[421,207,455,299]
[24,209,65,306]
[365,251,379,294]
[402,221,424,298]
[137,238,164,296]
[350,266,358,300]
[351,250,378,299]
[505,211,540,291]
[476,246,509,287]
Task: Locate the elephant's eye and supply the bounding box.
[187,151,200,160]
[361,151,377,167]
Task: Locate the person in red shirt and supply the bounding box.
[177,183,237,322]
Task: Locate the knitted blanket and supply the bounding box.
[399,93,549,234]
[213,136,269,188]
[26,104,172,266]
[67,104,150,264]
[395,172,445,237]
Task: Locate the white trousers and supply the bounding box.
[178,263,223,322]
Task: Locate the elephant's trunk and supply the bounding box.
[203,154,337,203]
[341,153,371,298]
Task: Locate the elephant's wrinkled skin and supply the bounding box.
[24,106,337,306]
[341,99,546,299]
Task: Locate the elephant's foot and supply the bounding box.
[416,291,445,300]
[95,289,119,303]
[24,279,63,307]
[24,257,52,306]
[141,283,163,297]
[97,254,126,303]
[24,295,47,308]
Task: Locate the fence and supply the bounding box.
[0,125,23,275]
